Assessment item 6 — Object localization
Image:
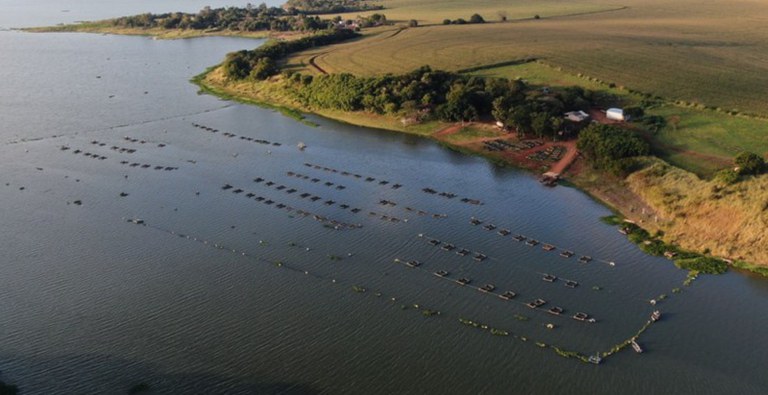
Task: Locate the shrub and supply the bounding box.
[674,256,728,274]
[469,14,485,24]
[734,151,766,175]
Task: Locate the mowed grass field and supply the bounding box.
[289,0,768,117]
[283,0,768,175]
[328,0,621,25]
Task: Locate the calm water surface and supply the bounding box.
[1,2,767,394]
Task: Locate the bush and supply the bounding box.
[442,19,451,25]
[408,19,418,27]
[734,151,766,175]
[469,14,485,24]
[715,168,740,185]
[674,256,728,274]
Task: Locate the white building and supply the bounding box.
[564,110,589,122]
[606,108,626,121]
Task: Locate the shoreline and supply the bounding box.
[192,66,767,274]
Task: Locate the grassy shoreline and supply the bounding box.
[193,65,767,274]
[24,23,274,40]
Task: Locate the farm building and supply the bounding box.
[564,110,589,122]
[606,108,626,121]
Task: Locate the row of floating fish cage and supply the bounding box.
[394,258,596,323]
[191,122,282,147]
[303,162,402,189]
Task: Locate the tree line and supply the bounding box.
[283,0,384,14]
[109,4,334,32]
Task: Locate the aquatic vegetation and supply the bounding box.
[352,285,366,293]
[513,314,529,321]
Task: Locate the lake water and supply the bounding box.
[1,2,767,394]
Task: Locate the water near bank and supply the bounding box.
[1,12,768,395]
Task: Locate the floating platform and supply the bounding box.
[479,284,496,293]
[579,255,592,263]
[542,274,557,282]
[455,277,471,286]
[548,306,564,315]
[565,280,579,288]
[499,291,516,300]
[572,312,590,321]
[527,299,547,308]
[560,250,574,258]
[526,239,540,246]
[434,270,449,277]
[542,244,556,251]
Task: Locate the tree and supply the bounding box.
[469,14,485,24]
[442,19,451,25]
[249,57,277,80]
[734,151,766,175]
[577,124,650,174]
[408,19,418,27]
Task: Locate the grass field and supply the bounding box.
[329,0,620,25]
[290,0,768,118]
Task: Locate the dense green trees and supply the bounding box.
[284,0,384,14]
[577,124,650,174]
[734,151,766,175]
[110,5,342,33]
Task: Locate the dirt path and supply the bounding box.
[550,140,578,174]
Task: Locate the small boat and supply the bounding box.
[631,339,643,353]
[455,277,471,286]
[651,310,661,322]
[434,270,449,277]
[572,312,589,321]
[542,274,557,282]
[548,306,564,315]
[499,291,516,300]
[542,244,556,251]
[565,280,579,288]
[479,283,496,293]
